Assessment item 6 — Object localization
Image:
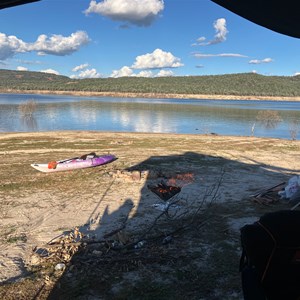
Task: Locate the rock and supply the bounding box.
[131,170,141,181]
[92,250,103,256]
[55,263,66,271]
[29,254,41,266]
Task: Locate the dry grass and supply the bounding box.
[0,132,299,299]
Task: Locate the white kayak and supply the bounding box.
[31,153,116,173]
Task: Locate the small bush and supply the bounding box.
[18,99,37,118]
[289,119,300,140]
[256,110,282,129]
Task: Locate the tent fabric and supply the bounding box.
[0,0,39,10]
[211,0,300,39]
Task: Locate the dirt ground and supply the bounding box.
[4,88,300,101]
[0,131,300,299]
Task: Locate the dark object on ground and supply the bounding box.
[251,182,285,205]
[148,181,181,201]
[290,190,300,206]
[240,210,300,299]
[79,152,97,160]
[212,0,300,39]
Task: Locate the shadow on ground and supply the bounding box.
[3,151,297,299]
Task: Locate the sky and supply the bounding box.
[0,0,300,79]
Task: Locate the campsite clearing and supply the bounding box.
[0,131,300,299]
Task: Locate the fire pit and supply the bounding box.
[147,181,181,201]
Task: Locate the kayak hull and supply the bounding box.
[31,154,116,173]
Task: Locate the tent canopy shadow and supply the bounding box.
[46,150,296,299]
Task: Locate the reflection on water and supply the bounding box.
[18,99,38,131]
[255,110,283,130]
[20,115,38,131]
[0,93,300,139]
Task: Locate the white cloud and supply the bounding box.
[70,68,102,79]
[191,36,206,47]
[195,18,228,46]
[248,58,273,64]
[110,66,134,78]
[293,72,300,76]
[136,70,153,77]
[16,66,28,71]
[156,69,174,77]
[40,69,60,75]
[0,31,90,60]
[193,52,247,58]
[71,63,101,78]
[197,37,206,43]
[72,63,90,72]
[0,33,27,60]
[110,49,182,77]
[132,48,183,69]
[31,31,90,56]
[110,67,175,78]
[211,18,228,44]
[84,0,164,27]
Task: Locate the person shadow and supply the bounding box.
[46,151,297,299]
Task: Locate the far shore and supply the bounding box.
[1,89,300,101]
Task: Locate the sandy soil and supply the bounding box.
[2,89,300,101]
[1,131,300,285]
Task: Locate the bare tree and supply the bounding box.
[256,110,282,129]
[18,99,37,119]
[289,118,300,141]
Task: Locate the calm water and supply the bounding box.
[1,93,300,139]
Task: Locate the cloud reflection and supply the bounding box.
[111,109,176,133]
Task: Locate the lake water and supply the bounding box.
[1,93,300,139]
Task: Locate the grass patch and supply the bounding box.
[6,234,27,244]
[0,132,298,299]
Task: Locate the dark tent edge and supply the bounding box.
[0,0,39,10]
[211,0,300,39]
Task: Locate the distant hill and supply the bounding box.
[1,69,300,97]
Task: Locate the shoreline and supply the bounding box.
[1,89,300,101]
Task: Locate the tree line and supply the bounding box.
[1,69,300,97]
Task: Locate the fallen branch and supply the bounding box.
[103,224,126,239]
[44,241,82,250]
[123,168,225,250]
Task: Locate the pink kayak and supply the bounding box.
[31,153,116,173]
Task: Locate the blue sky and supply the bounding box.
[0,0,299,79]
